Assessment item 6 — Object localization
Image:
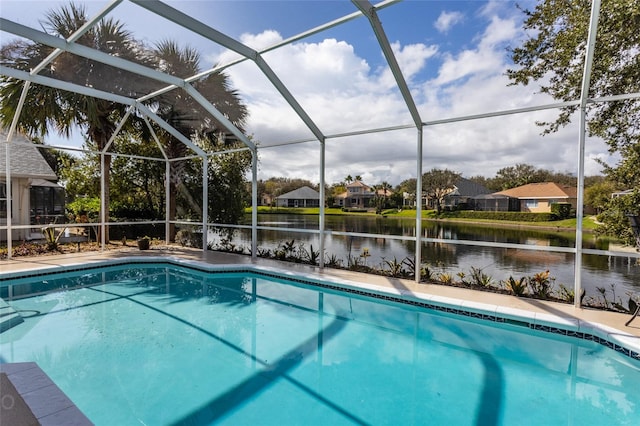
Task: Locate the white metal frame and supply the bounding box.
[1,0,638,309]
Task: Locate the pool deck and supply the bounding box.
[1,246,638,424]
[1,245,638,339]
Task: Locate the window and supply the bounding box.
[525,199,538,209]
[30,185,65,224]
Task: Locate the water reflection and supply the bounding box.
[226,214,640,297]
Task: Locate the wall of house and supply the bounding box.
[276,198,320,208]
[345,195,373,209]
[0,178,32,241]
[520,199,551,213]
[520,198,578,213]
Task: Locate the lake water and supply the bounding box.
[216,214,640,301]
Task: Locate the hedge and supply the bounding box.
[441,211,558,222]
[550,203,572,219]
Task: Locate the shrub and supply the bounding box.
[382,257,406,278]
[421,265,435,281]
[256,247,272,258]
[550,203,572,219]
[42,226,63,251]
[505,276,527,296]
[556,284,573,302]
[325,253,343,268]
[301,244,320,265]
[468,267,494,287]
[439,272,454,284]
[527,270,554,299]
[175,229,192,247]
[175,229,202,248]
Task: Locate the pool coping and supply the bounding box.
[0,362,93,425]
[1,254,639,361]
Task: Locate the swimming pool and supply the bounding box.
[1,260,639,425]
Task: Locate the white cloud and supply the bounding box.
[432,14,518,87]
[433,48,502,86]
[215,13,605,185]
[377,42,438,89]
[434,11,464,34]
[479,15,519,49]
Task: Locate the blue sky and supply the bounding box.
[1,1,612,185]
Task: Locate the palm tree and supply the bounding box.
[150,40,248,241]
[0,3,151,241]
[380,181,391,197]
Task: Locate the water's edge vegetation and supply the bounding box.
[198,232,639,316]
[245,206,601,232]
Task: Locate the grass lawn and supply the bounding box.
[425,214,600,231]
[245,206,599,230]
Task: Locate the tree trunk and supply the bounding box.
[91,120,114,243]
[101,154,111,243]
[169,178,177,242]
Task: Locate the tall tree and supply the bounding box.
[108,132,166,220]
[508,0,640,240]
[422,169,461,214]
[597,143,640,246]
[396,178,417,207]
[493,163,544,190]
[259,177,317,200]
[584,180,618,215]
[150,40,248,240]
[0,3,150,241]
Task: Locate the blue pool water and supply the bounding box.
[0,263,639,425]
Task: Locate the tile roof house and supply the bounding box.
[496,182,578,213]
[335,181,375,209]
[444,178,492,209]
[1,128,63,241]
[420,178,492,210]
[275,186,320,208]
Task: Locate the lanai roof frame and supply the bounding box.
[0,0,639,308]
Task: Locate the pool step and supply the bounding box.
[0,297,24,332]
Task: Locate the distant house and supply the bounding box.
[444,178,491,209]
[374,187,393,198]
[420,178,491,210]
[1,129,64,241]
[259,193,274,206]
[335,181,375,209]
[276,186,320,208]
[496,182,578,213]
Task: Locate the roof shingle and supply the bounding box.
[497,182,577,199]
[1,129,57,180]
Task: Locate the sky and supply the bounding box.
[0,0,615,186]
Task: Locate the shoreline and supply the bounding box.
[422,217,589,234]
[246,209,598,234]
